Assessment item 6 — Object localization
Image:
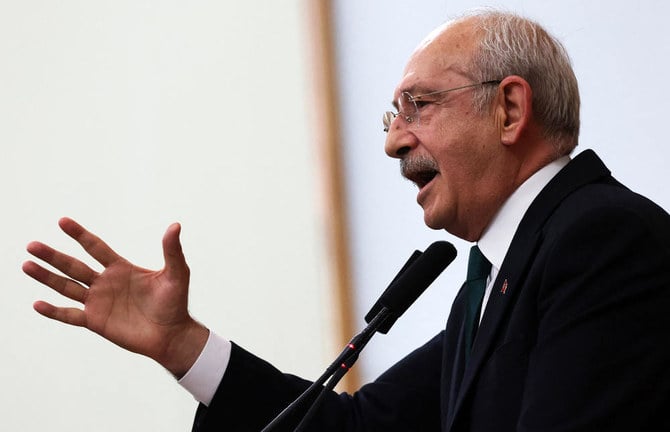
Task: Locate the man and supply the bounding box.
[24,10,670,431]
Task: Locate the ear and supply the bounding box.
[495,75,532,146]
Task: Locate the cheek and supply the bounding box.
[426,109,497,171]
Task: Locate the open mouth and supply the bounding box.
[401,157,440,189]
[413,169,438,188]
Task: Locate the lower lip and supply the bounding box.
[416,176,437,205]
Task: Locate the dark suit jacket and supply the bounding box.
[193,150,670,431]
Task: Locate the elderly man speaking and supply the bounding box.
[24,10,670,432]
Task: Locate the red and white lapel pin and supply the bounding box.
[500,279,509,294]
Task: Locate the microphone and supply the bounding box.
[365,240,458,333]
[261,241,457,432]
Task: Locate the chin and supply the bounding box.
[422,212,446,231]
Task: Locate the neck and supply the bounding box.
[459,141,558,242]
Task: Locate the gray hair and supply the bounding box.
[461,10,580,156]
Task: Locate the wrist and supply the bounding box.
[157,319,210,378]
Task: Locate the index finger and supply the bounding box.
[58,217,120,267]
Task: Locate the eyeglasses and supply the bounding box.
[382,80,501,132]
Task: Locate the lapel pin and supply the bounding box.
[500,278,508,294]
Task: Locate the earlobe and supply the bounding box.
[497,76,532,146]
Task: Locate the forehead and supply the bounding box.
[394,19,478,96]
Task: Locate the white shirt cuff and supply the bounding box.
[177,330,231,406]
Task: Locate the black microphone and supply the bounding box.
[261,241,457,432]
[365,240,457,333]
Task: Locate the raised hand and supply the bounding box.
[23,217,209,377]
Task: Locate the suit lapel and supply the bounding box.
[446,150,613,431]
[446,229,543,431]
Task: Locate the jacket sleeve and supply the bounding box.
[192,331,446,432]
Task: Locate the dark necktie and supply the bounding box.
[464,245,492,361]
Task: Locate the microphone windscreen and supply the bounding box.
[364,241,457,334]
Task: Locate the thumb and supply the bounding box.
[162,223,190,283]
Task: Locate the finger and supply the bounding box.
[23,261,89,303]
[26,241,98,286]
[162,223,190,283]
[33,300,87,327]
[58,217,121,268]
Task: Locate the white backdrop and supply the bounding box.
[2,1,670,430]
[332,0,670,381]
[0,1,336,431]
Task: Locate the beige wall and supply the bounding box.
[0,1,337,430]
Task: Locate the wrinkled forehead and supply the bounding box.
[393,18,479,97]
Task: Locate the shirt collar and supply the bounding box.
[477,156,570,270]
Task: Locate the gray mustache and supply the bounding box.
[400,156,439,178]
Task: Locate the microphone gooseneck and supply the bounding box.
[261,241,457,432]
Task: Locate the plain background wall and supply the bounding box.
[332,0,670,381]
[3,1,670,430]
[1,1,337,430]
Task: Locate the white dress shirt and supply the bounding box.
[477,156,569,320]
[179,156,571,406]
[178,330,231,406]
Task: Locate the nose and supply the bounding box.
[384,121,419,158]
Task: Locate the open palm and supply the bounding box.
[23,217,207,375]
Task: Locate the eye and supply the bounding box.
[414,100,433,109]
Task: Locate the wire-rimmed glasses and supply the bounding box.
[382,80,501,132]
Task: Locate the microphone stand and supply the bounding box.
[260,307,392,432]
[261,241,457,431]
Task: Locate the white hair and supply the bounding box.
[460,10,581,156]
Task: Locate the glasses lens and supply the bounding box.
[399,92,418,126]
[383,111,396,132]
[383,93,418,133]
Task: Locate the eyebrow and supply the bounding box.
[392,66,473,107]
[390,84,440,110]
[391,84,434,110]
